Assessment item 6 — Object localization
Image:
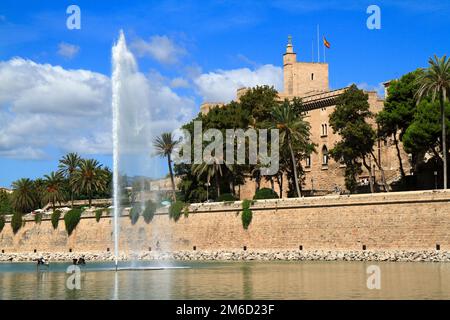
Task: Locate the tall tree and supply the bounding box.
[271,100,312,197]
[153,132,180,201]
[416,55,450,189]
[58,152,81,207]
[72,159,107,207]
[0,190,13,215]
[43,171,66,212]
[329,85,387,193]
[403,99,450,168]
[377,70,422,178]
[11,178,37,213]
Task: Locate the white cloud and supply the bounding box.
[57,42,80,59]
[194,64,283,102]
[130,35,185,64]
[170,77,190,88]
[0,58,196,160]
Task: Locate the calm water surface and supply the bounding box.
[0,261,449,299]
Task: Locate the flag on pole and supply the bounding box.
[323,36,331,49]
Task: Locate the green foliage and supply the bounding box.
[217,193,238,202]
[129,205,141,225]
[271,100,314,197]
[95,209,104,222]
[403,100,450,155]
[143,200,157,223]
[34,213,42,224]
[253,188,279,200]
[0,190,13,215]
[0,215,5,233]
[11,212,23,234]
[11,178,38,213]
[377,70,422,139]
[329,85,375,193]
[43,171,66,212]
[72,159,108,207]
[169,201,186,221]
[51,210,61,229]
[241,200,253,230]
[175,85,280,203]
[64,208,82,236]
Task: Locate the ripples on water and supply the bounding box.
[0,261,449,300]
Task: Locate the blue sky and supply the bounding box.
[0,0,449,187]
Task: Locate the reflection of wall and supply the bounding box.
[0,190,449,253]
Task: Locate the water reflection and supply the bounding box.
[1,261,450,300]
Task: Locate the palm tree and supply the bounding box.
[11,178,37,213]
[416,55,450,189]
[72,159,107,207]
[43,171,66,212]
[192,156,224,199]
[58,153,81,207]
[272,101,311,197]
[153,132,179,201]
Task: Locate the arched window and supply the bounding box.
[322,145,328,166]
[311,73,314,80]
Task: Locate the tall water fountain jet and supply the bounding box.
[111,31,156,269]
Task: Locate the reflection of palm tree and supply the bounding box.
[272,102,311,197]
[58,153,81,208]
[72,159,107,208]
[416,55,450,189]
[153,133,179,201]
[11,178,36,213]
[43,172,65,213]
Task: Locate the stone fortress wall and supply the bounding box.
[0,190,449,255]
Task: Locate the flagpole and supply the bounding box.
[311,41,314,62]
[323,38,326,63]
[317,25,320,63]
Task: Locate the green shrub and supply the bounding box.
[253,188,279,200]
[143,200,157,224]
[169,201,185,222]
[64,208,82,236]
[0,215,5,233]
[34,213,42,224]
[11,212,23,234]
[95,209,104,222]
[241,200,254,230]
[51,210,61,229]
[129,205,141,225]
[217,193,238,202]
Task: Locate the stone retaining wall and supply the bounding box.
[0,190,449,256]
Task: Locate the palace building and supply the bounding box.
[200,37,411,198]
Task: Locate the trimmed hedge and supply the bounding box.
[241,199,254,230]
[143,200,157,224]
[11,212,23,234]
[51,210,61,230]
[253,188,279,200]
[169,201,186,222]
[64,208,82,236]
[217,193,238,202]
[95,209,104,222]
[0,215,5,233]
[34,213,42,224]
[129,205,141,225]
